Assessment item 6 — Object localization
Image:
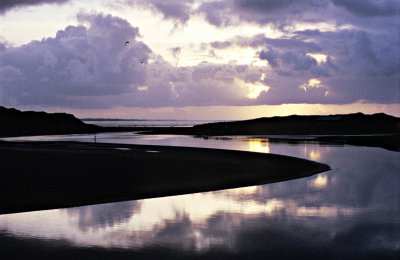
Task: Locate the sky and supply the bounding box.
[0,0,399,119]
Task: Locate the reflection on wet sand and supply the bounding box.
[0,135,399,257]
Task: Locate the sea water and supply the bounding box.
[82,119,221,127]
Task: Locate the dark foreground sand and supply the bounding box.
[0,141,329,215]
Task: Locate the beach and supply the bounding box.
[0,141,329,215]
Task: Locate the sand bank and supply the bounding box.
[0,141,329,214]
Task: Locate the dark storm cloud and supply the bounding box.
[205,21,399,105]
[198,0,400,28]
[115,0,400,35]
[196,1,231,27]
[233,0,331,19]
[125,0,400,34]
[260,50,318,71]
[332,0,400,17]
[0,0,70,14]
[124,0,333,27]
[127,0,195,23]
[196,0,333,27]
[263,30,399,104]
[259,50,279,68]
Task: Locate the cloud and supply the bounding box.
[259,50,279,68]
[205,23,399,105]
[210,34,321,52]
[0,13,269,109]
[122,0,400,36]
[126,0,195,24]
[122,0,334,27]
[196,0,333,27]
[1,3,399,110]
[0,0,70,14]
[195,0,400,29]
[332,0,400,17]
[0,13,151,107]
[123,60,261,107]
[170,46,181,66]
[259,50,318,71]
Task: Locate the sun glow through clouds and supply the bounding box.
[137,86,148,91]
[0,0,398,119]
[235,78,270,99]
[307,53,328,64]
[300,78,323,92]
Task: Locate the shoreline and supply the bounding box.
[2,130,399,151]
[1,107,398,151]
[0,141,329,215]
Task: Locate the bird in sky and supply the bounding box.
[125,41,145,64]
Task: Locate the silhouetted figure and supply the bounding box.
[94,135,97,143]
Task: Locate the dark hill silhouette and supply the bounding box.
[141,113,400,151]
[1,107,399,150]
[0,106,99,137]
[192,113,400,135]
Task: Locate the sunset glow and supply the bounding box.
[0,0,398,118]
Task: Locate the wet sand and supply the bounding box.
[0,141,329,215]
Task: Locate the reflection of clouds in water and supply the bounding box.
[229,219,400,258]
[66,201,141,232]
[0,143,398,255]
[334,223,400,251]
[321,147,400,209]
[148,213,228,251]
[0,201,142,248]
[296,206,356,217]
[124,192,286,233]
[252,146,400,213]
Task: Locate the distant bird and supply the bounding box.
[125,41,130,46]
[139,58,145,64]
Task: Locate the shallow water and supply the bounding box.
[1,133,399,257]
[82,119,220,127]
